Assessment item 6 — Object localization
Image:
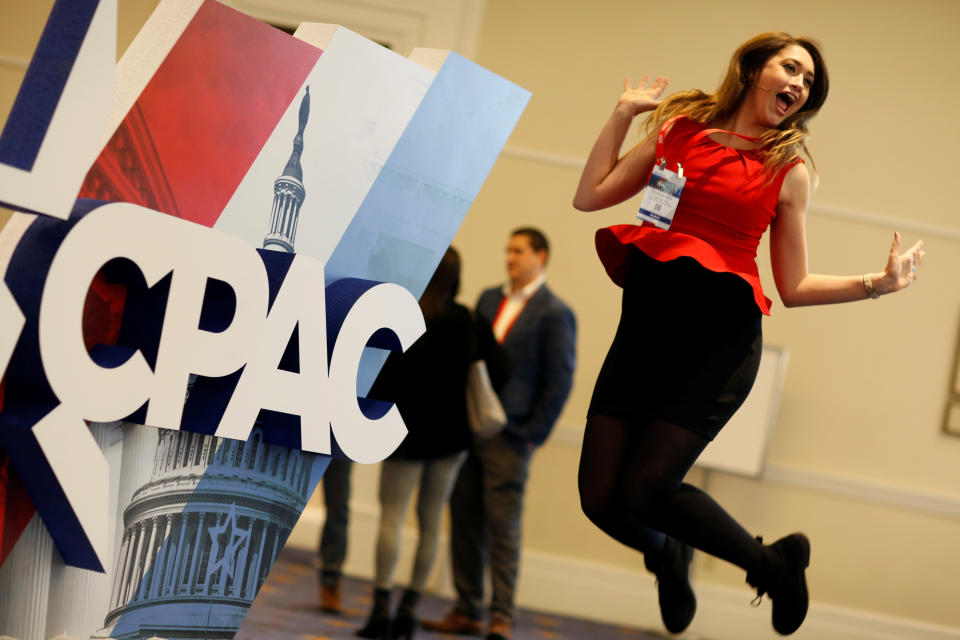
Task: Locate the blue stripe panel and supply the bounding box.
[0,0,100,171]
[323,52,529,392]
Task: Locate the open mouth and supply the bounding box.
[776,92,797,114]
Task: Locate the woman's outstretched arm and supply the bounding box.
[573,76,669,212]
[770,162,925,307]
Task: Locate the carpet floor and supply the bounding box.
[236,546,678,640]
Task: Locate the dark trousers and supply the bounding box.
[318,457,352,584]
[449,433,533,622]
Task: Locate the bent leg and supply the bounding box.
[579,415,761,572]
[578,414,665,555]
[620,419,762,572]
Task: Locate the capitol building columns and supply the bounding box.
[98,428,315,639]
[0,515,54,640]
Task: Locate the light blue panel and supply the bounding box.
[325,52,529,291]
[324,52,530,393]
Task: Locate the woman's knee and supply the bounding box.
[579,481,616,527]
[623,473,678,517]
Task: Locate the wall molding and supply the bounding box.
[759,463,960,521]
[287,503,960,640]
[550,422,960,522]
[500,144,584,171]
[806,201,960,242]
[500,144,960,243]
[0,55,28,71]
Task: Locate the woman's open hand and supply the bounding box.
[879,232,925,294]
[617,76,669,117]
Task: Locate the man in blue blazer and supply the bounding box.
[423,228,576,640]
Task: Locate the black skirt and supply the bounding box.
[587,249,763,440]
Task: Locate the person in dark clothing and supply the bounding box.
[357,247,510,640]
[423,228,576,640]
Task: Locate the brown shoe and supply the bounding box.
[420,610,483,635]
[486,618,513,640]
[319,583,343,614]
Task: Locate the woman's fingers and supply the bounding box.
[888,235,926,285]
[908,240,925,261]
[908,241,925,281]
[623,75,667,95]
[618,75,668,114]
[648,76,669,99]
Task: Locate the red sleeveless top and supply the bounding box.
[595,115,800,315]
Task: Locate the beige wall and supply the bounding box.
[1,0,958,634]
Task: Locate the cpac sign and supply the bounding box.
[0,0,529,576]
[2,201,422,571]
[9,202,422,462]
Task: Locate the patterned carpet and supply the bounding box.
[236,546,674,640]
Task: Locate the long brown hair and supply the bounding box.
[419,247,461,322]
[646,32,829,178]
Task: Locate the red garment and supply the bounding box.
[595,115,800,315]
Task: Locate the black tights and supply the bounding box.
[578,414,762,573]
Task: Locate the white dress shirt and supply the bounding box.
[491,273,546,343]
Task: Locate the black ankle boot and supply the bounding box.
[746,533,810,635]
[357,588,392,639]
[390,589,419,639]
[644,536,696,634]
